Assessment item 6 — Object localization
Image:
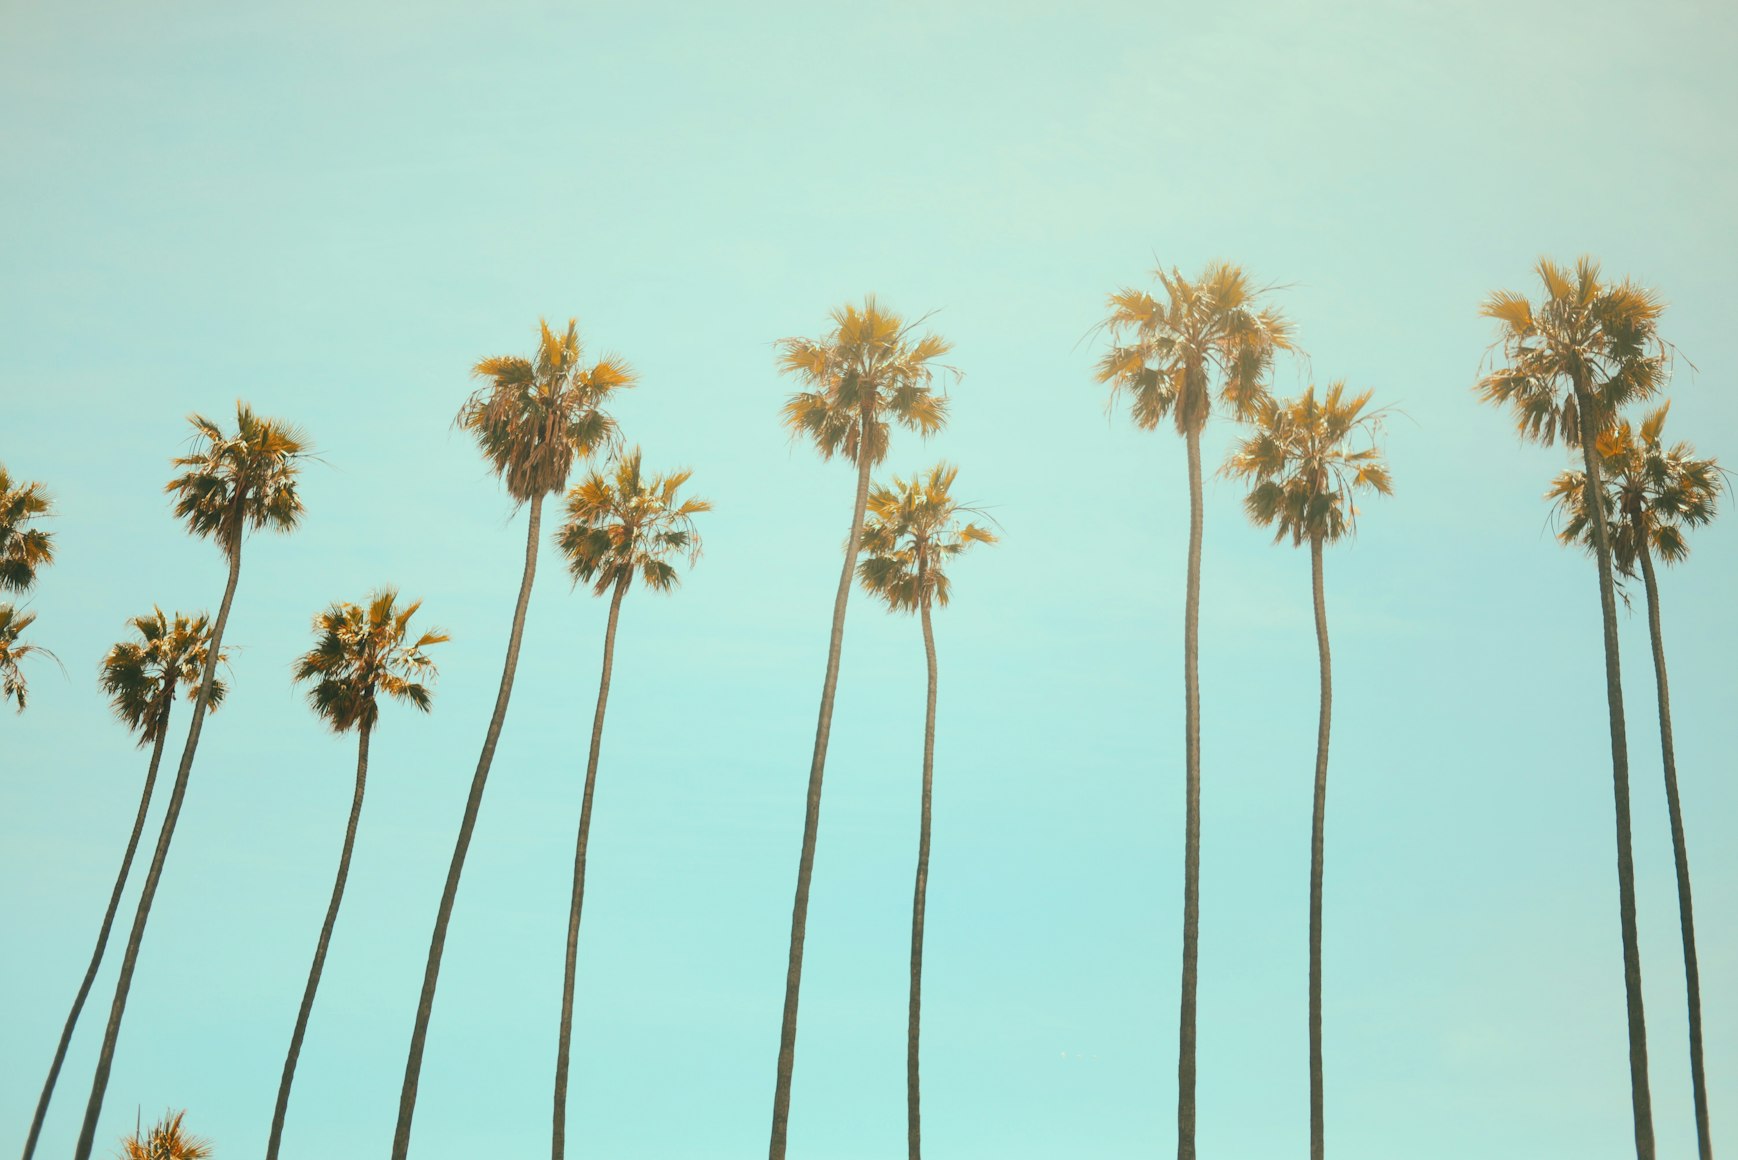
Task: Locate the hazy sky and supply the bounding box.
[3,1,1735,1157]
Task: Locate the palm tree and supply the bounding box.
[1475,255,1669,1160]
[1093,261,1294,1159]
[549,448,707,1159]
[857,463,994,1160]
[1224,385,1391,1160]
[1548,403,1723,1160]
[394,319,631,1158]
[0,464,55,594]
[73,403,307,1160]
[0,604,58,713]
[768,297,953,1159]
[21,611,225,1160]
[268,591,445,1160]
[117,1110,211,1160]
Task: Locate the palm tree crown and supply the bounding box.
[1224,383,1394,546]
[858,463,996,612]
[100,609,228,746]
[555,447,710,595]
[165,403,310,560]
[119,1110,212,1160]
[460,319,635,503]
[1,603,58,712]
[0,463,55,593]
[293,590,446,733]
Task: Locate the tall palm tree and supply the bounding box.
[1475,255,1668,1160]
[21,610,225,1160]
[0,604,58,713]
[0,463,55,594]
[769,296,953,1159]
[1548,403,1723,1160]
[74,402,308,1160]
[269,592,445,1160]
[549,448,707,1160]
[1224,385,1391,1160]
[856,463,994,1160]
[117,1110,211,1160]
[393,319,631,1158]
[1094,261,1294,1159]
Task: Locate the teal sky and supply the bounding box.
[3,1,1735,1156]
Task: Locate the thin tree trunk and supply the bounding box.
[1307,535,1330,1160]
[1176,426,1204,1160]
[768,435,875,1160]
[1637,543,1711,1160]
[21,695,173,1160]
[73,547,244,1160]
[907,592,938,1160]
[266,720,372,1160]
[552,571,630,1160]
[1574,384,1655,1160]
[394,495,544,1159]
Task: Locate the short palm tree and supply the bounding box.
[1094,261,1294,1159]
[857,463,994,1160]
[394,319,631,1158]
[21,610,225,1160]
[549,448,707,1159]
[1475,255,1668,1160]
[1224,384,1391,1160]
[769,296,953,1160]
[1548,403,1722,1160]
[268,591,445,1160]
[117,1110,211,1160]
[0,463,55,594]
[0,604,58,713]
[74,402,307,1160]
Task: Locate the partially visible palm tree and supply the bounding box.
[1475,255,1668,1160]
[769,297,953,1160]
[857,462,994,1160]
[0,604,58,713]
[549,449,707,1160]
[74,403,307,1160]
[1548,403,1722,1160]
[1224,385,1391,1160]
[117,1110,211,1160]
[269,591,445,1160]
[0,463,55,594]
[394,319,631,1158]
[21,610,225,1160]
[1094,261,1294,1160]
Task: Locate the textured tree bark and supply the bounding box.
[552,571,630,1160]
[907,589,938,1160]
[394,495,544,1159]
[1177,425,1204,1160]
[1308,535,1331,1160]
[266,720,372,1160]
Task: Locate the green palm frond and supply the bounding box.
[0,464,56,594]
[165,403,310,561]
[293,589,447,733]
[555,447,709,597]
[99,607,230,745]
[857,462,996,613]
[1224,382,1392,547]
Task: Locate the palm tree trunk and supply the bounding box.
[266,720,372,1160]
[768,439,874,1160]
[552,571,630,1160]
[1308,534,1330,1160]
[1176,425,1204,1160]
[393,494,544,1159]
[907,592,938,1160]
[21,695,173,1160]
[1574,384,1655,1160]
[1636,543,1711,1160]
[73,547,244,1160]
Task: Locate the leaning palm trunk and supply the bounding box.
[21,696,172,1160]
[394,497,543,1158]
[552,571,630,1159]
[769,419,874,1160]
[1573,382,1655,1160]
[1636,543,1711,1160]
[266,721,373,1160]
[73,550,243,1160]
[907,589,938,1160]
[1307,534,1331,1160]
[1176,425,1205,1160]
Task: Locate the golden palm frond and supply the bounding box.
[100,608,230,745]
[165,403,310,561]
[556,447,710,596]
[1223,382,1392,546]
[0,463,55,594]
[117,1109,211,1159]
[858,462,996,613]
[293,589,446,733]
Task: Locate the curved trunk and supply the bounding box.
[552,571,631,1160]
[1308,535,1330,1160]
[907,593,938,1160]
[1176,425,1204,1160]
[394,494,544,1158]
[1574,384,1655,1160]
[266,720,373,1160]
[768,436,875,1160]
[21,695,173,1160]
[1637,544,1711,1160]
[73,547,244,1160]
